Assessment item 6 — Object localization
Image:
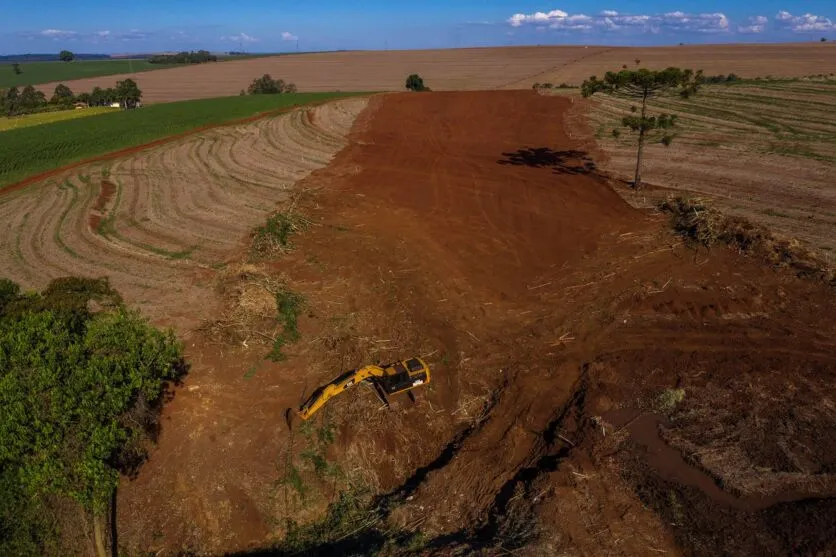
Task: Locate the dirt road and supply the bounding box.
[98,91,836,555]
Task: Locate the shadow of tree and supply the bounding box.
[498,148,597,175]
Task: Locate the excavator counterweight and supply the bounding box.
[297,357,430,420]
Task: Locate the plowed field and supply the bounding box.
[37,43,836,103]
[0,97,368,328]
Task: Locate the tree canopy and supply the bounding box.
[582,67,701,188]
[115,78,142,109]
[50,83,74,106]
[148,50,218,65]
[247,74,297,95]
[59,50,74,63]
[0,277,184,556]
[405,74,429,92]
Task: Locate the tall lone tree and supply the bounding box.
[59,50,74,62]
[11,63,22,75]
[582,67,701,188]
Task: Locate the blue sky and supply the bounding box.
[2,1,835,54]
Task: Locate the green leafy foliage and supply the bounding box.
[405,73,430,92]
[0,92,364,188]
[148,50,217,65]
[267,289,304,361]
[114,78,142,109]
[0,277,185,553]
[59,50,74,63]
[50,84,74,106]
[247,74,297,94]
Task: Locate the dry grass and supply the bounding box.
[580,79,836,255]
[200,262,283,346]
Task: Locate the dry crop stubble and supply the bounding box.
[576,80,836,254]
[0,97,369,328]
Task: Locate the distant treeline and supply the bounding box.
[0,53,111,63]
[148,50,218,64]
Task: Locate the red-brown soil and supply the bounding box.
[38,43,836,103]
[106,91,836,556]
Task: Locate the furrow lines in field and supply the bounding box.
[1,97,369,323]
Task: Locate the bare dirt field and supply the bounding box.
[4,91,836,556]
[37,43,836,103]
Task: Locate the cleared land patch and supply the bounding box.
[577,79,836,254]
[0,92,364,188]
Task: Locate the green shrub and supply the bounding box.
[0,277,184,554]
[405,74,430,92]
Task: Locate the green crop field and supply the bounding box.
[0,55,285,89]
[0,59,183,89]
[0,107,119,132]
[0,92,367,188]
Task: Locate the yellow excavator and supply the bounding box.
[297,357,431,421]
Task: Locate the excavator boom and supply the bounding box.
[298,358,430,420]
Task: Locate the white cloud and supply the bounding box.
[281,31,299,41]
[39,29,78,39]
[775,11,835,32]
[118,29,152,41]
[222,32,259,43]
[507,8,731,33]
[738,15,768,33]
[508,10,568,27]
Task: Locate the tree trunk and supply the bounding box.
[633,89,649,188]
[634,129,646,189]
[93,514,107,557]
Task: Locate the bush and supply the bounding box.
[405,74,430,92]
[247,74,296,95]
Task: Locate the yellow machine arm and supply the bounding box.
[298,358,431,421]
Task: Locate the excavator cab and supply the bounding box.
[296,357,431,421]
[378,357,430,395]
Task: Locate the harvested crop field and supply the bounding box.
[37,42,836,103]
[4,90,835,556]
[574,78,836,255]
[0,96,368,328]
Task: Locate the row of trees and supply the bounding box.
[246,74,297,94]
[149,50,217,64]
[0,79,142,117]
[0,277,184,556]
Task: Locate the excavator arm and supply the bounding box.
[297,358,430,421]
